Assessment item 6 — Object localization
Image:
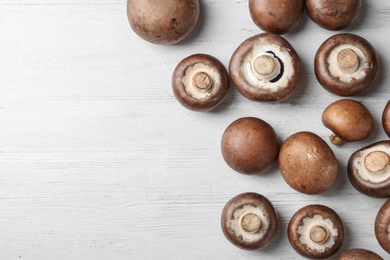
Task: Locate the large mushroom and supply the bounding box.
[288,204,345,259]
[172,54,229,112]
[278,131,338,195]
[221,192,278,250]
[248,0,304,34]
[127,0,200,44]
[229,33,301,102]
[382,100,390,138]
[338,248,383,260]
[305,0,362,31]
[375,199,390,254]
[221,117,279,174]
[315,33,379,96]
[348,141,390,198]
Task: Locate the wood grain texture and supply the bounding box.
[1,0,390,259]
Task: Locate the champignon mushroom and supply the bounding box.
[338,248,383,260]
[382,101,390,138]
[315,33,379,96]
[172,54,229,112]
[248,0,304,34]
[348,141,390,198]
[221,192,278,250]
[229,33,301,102]
[375,199,390,254]
[278,131,338,195]
[221,117,279,174]
[127,0,200,44]
[305,0,362,31]
[288,204,345,259]
[322,99,373,145]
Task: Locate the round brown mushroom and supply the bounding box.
[127,0,200,44]
[172,54,229,112]
[221,192,278,250]
[221,117,279,174]
[305,0,362,31]
[278,131,338,195]
[288,204,345,259]
[315,33,379,96]
[229,33,301,102]
[248,0,304,34]
[338,248,383,260]
[382,100,390,138]
[375,199,390,254]
[348,141,390,198]
[322,99,374,145]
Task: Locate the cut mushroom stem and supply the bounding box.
[364,151,390,173]
[254,55,276,76]
[241,213,262,233]
[192,72,212,91]
[310,226,329,244]
[330,133,344,145]
[337,48,359,73]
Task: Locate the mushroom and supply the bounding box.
[127,0,200,44]
[288,204,345,259]
[305,0,362,31]
[315,33,379,96]
[382,100,390,138]
[322,99,373,145]
[338,248,383,260]
[221,192,278,250]
[248,0,304,34]
[229,33,301,102]
[172,54,229,112]
[348,141,390,198]
[375,199,390,254]
[221,117,279,174]
[278,131,338,195]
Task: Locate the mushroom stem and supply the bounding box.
[364,151,390,173]
[329,133,344,145]
[310,226,329,244]
[192,72,212,91]
[337,48,359,73]
[241,213,262,233]
[254,55,276,76]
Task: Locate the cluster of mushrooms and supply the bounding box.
[127,0,390,258]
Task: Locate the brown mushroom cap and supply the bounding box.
[382,100,390,138]
[278,131,338,195]
[338,248,383,260]
[127,0,200,44]
[322,99,373,145]
[305,0,362,31]
[221,192,278,250]
[348,141,390,198]
[229,33,301,102]
[375,199,390,254]
[315,33,379,96]
[221,117,279,174]
[172,54,229,112]
[248,0,304,34]
[288,204,345,259]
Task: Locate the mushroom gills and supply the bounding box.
[354,145,390,183]
[182,63,219,99]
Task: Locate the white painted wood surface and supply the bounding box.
[1,1,390,259]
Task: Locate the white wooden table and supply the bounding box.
[1,1,390,259]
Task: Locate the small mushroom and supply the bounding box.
[322,99,374,145]
[278,131,338,195]
[375,199,390,254]
[248,0,304,34]
[382,100,390,138]
[229,33,301,102]
[221,192,278,250]
[315,33,379,96]
[127,0,200,44]
[288,204,345,259]
[338,248,383,260]
[348,141,390,198]
[221,117,279,174]
[305,0,362,31]
[172,54,229,111]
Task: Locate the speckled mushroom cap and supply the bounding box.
[382,100,390,137]
[315,33,379,96]
[172,54,229,112]
[288,204,345,259]
[305,0,362,31]
[248,0,304,34]
[375,199,390,254]
[229,33,301,102]
[338,248,383,260]
[348,140,390,198]
[221,192,278,250]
